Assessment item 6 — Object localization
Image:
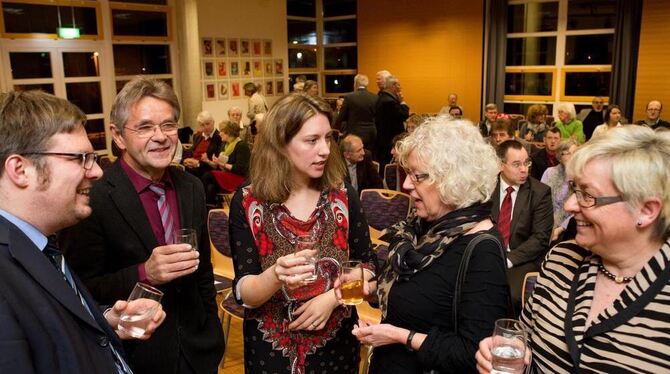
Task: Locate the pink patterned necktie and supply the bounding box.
[149,184,174,244]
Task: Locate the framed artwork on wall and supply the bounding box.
[265,80,274,96]
[263,39,272,56]
[215,38,226,56]
[242,60,252,77]
[240,39,250,56]
[218,81,229,100]
[231,81,241,98]
[264,60,273,76]
[201,38,213,57]
[202,60,215,79]
[230,61,240,77]
[252,60,262,77]
[216,60,227,78]
[204,82,216,101]
[228,39,239,56]
[274,59,284,76]
[276,80,285,95]
[252,39,262,56]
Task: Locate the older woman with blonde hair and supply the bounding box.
[477,125,670,373]
[350,117,510,373]
[229,93,376,374]
[555,102,585,143]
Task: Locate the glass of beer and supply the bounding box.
[340,260,364,305]
[491,318,527,374]
[118,282,164,338]
[295,234,318,282]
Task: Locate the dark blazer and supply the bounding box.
[491,176,553,267]
[227,140,251,177]
[192,129,223,160]
[374,91,409,166]
[345,150,383,192]
[335,88,378,147]
[530,147,556,181]
[62,162,224,374]
[0,215,123,374]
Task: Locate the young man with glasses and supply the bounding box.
[0,90,166,373]
[491,139,553,309]
[635,100,670,130]
[62,77,224,374]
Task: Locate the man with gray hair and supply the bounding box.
[375,70,392,94]
[340,134,382,192]
[62,77,224,374]
[334,74,378,149]
[375,75,410,168]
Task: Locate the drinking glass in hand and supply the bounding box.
[118,282,164,338]
[174,228,198,251]
[295,234,317,282]
[491,318,527,374]
[340,260,364,305]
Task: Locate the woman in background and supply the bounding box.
[591,104,623,138]
[229,93,376,374]
[519,104,549,142]
[541,139,579,243]
[555,102,585,144]
[201,121,250,205]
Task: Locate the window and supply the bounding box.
[1,2,100,39]
[504,0,615,114]
[286,0,357,96]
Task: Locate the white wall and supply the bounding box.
[193,0,287,128]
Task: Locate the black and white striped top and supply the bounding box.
[521,240,670,373]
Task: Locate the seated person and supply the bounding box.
[519,104,549,142]
[183,110,222,177]
[635,100,670,130]
[340,134,383,192]
[202,121,251,205]
[541,139,579,244]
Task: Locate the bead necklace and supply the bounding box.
[597,262,634,284]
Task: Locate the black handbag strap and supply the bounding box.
[452,233,513,332]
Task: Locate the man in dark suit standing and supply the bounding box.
[491,140,553,306]
[375,75,409,169]
[334,74,378,150]
[62,77,224,374]
[0,90,165,373]
[340,134,383,192]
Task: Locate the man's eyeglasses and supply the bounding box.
[504,160,532,169]
[568,181,624,208]
[125,122,179,138]
[404,169,430,183]
[22,152,98,170]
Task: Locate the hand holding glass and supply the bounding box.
[174,228,198,251]
[339,260,364,305]
[295,235,318,282]
[490,318,527,374]
[118,282,164,338]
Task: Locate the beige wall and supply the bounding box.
[190,0,288,127]
[357,0,484,118]
[633,0,670,122]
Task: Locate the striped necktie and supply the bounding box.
[149,184,174,244]
[43,236,133,374]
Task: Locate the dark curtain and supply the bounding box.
[609,0,643,121]
[482,0,507,119]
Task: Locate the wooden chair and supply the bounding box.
[383,163,399,191]
[208,209,234,294]
[220,289,245,364]
[521,271,539,308]
[359,189,412,241]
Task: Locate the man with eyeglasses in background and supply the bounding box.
[491,139,553,310]
[0,90,167,373]
[635,100,670,130]
[61,77,224,374]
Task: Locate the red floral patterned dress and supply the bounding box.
[230,184,375,374]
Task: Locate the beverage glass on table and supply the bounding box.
[118,282,164,338]
[295,234,318,282]
[491,318,527,374]
[339,260,364,305]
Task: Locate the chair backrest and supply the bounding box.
[359,189,411,231]
[521,271,539,308]
[372,160,380,174]
[383,163,399,191]
[208,208,235,279]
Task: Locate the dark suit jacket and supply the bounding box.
[62,162,224,374]
[345,150,383,192]
[374,91,409,166]
[530,148,556,181]
[491,176,553,267]
[335,88,378,146]
[635,119,670,130]
[0,215,123,374]
[479,120,492,137]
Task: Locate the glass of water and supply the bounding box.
[118,282,164,338]
[491,318,527,374]
[295,234,317,282]
[174,228,198,251]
